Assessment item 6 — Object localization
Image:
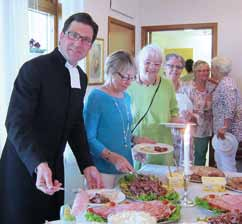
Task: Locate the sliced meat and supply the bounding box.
[207,211,242,224]
[71,189,89,216]
[89,193,110,204]
[191,166,225,182]
[87,200,176,220]
[204,194,242,212]
[154,146,168,152]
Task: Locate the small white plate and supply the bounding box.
[132,143,173,155]
[212,132,238,153]
[160,122,196,129]
[86,189,125,206]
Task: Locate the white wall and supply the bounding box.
[84,0,139,59]
[83,0,139,94]
[139,0,242,90]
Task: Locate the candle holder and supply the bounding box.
[180,174,195,207]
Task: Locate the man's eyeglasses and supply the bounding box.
[65,31,92,46]
[117,72,136,81]
[166,64,184,70]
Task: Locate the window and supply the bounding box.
[28,9,54,54]
[28,0,60,58]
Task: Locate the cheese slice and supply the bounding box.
[166,172,184,188]
[201,176,226,192]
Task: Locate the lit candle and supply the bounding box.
[184,125,190,175]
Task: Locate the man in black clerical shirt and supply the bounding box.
[0,13,103,224]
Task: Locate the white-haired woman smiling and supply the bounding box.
[128,44,179,167]
[211,56,242,171]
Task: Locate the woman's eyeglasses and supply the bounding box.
[166,64,184,70]
[117,72,136,81]
[144,61,161,67]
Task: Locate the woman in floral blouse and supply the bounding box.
[211,56,242,171]
[183,60,216,165]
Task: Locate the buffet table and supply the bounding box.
[48,164,242,224]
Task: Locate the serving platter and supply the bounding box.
[225,185,242,193]
[118,173,179,202]
[160,122,196,129]
[132,143,173,155]
[85,200,181,224]
[189,166,225,183]
[226,176,242,193]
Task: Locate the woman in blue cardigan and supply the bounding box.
[84,50,153,186]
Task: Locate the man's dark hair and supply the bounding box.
[185,59,194,73]
[62,12,98,43]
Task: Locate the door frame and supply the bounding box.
[108,16,135,56]
[141,22,217,57]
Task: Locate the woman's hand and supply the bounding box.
[102,150,134,173]
[113,153,135,173]
[83,166,104,189]
[217,127,227,139]
[132,136,156,145]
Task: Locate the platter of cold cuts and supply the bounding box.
[189,166,225,183]
[195,194,242,223]
[226,177,242,192]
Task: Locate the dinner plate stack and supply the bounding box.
[212,132,238,172]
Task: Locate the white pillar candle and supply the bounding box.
[184,125,190,175]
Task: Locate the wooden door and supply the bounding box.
[108,16,135,56]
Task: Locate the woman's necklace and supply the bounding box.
[113,99,131,149]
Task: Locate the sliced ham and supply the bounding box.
[207,211,242,224]
[87,200,176,220]
[204,194,242,213]
[71,189,89,216]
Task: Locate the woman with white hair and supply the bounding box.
[128,44,179,167]
[211,56,242,171]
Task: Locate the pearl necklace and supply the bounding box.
[113,99,131,149]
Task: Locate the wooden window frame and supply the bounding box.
[28,0,60,47]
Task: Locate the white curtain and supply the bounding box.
[0,0,29,156]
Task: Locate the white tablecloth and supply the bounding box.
[48,164,242,224]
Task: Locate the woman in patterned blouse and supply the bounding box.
[183,60,217,165]
[211,56,242,171]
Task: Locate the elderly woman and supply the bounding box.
[164,53,193,165]
[183,60,216,165]
[128,44,179,166]
[84,50,153,186]
[165,53,185,91]
[211,56,242,171]
[164,53,193,114]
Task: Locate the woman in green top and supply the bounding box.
[128,44,179,167]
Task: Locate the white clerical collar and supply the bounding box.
[65,61,81,89]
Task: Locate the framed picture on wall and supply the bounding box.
[87,38,104,85]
